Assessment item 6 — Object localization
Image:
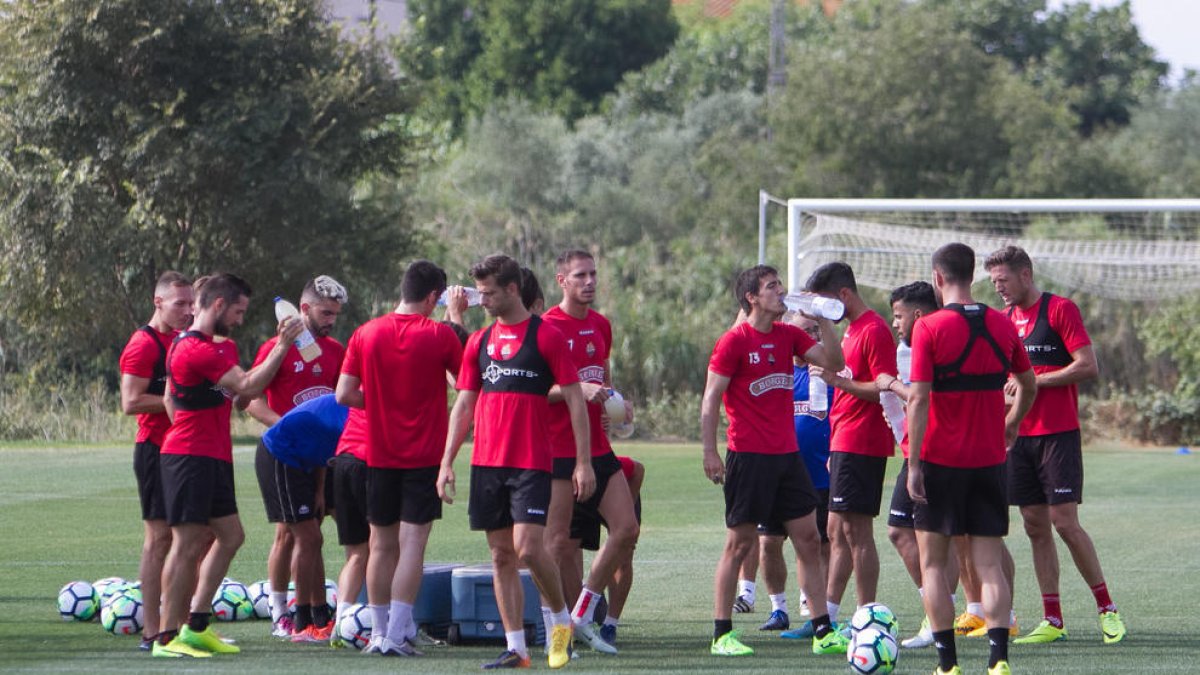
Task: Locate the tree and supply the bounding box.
[0,0,417,375]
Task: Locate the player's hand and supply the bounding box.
[277,317,304,344]
[444,285,469,325]
[1003,377,1018,398]
[579,382,609,404]
[875,374,898,392]
[1004,418,1021,449]
[703,448,725,485]
[573,463,596,503]
[436,466,456,504]
[809,365,840,387]
[908,463,926,504]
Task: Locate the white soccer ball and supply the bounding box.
[848,627,898,674]
[58,581,99,621]
[324,578,338,612]
[247,580,272,619]
[211,579,253,621]
[91,577,125,600]
[101,592,144,635]
[604,390,627,423]
[849,602,899,638]
[337,603,373,650]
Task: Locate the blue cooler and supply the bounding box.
[355,562,461,638]
[448,564,545,645]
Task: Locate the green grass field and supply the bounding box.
[0,441,1194,673]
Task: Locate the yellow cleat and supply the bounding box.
[179,625,241,654]
[1100,611,1126,644]
[547,624,572,669]
[954,612,985,636]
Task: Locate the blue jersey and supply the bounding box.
[261,394,349,471]
[793,365,832,490]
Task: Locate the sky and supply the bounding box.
[1049,0,1200,82]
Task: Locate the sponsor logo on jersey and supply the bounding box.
[578,329,595,336]
[586,341,596,357]
[501,344,512,358]
[749,373,793,397]
[1025,344,1059,354]
[483,363,540,384]
[487,343,496,357]
[312,364,323,376]
[794,400,828,420]
[293,386,335,406]
[578,365,605,383]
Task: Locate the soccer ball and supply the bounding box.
[849,602,899,638]
[337,603,373,650]
[100,592,144,635]
[247,580,272,620]
[101,580,140,606]
[91,577,125,600]
[324,578,338,611]
[847,627,898,674]
[58,581,99,621]
[212,580,254,621]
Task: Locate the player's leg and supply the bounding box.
[954,535,985,635]
[140,519,171,643]
[181,512,244,654]
[382,466,442,649]
[508,468,572,668]
[735,543,759,613]
[287,518,325,641]
[484,527,533,667]
[545,459,580,603]
[331,453,370,635]
[756,532,790,630]
[576,464,638,634]
[972,536,1014,669]
[364,466,402,650]
[712,521,758,655]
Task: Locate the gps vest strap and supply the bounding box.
[1010,292,1073,368]
[932,304,1011,393]
[138,325,169,396]
[478,315,553,396]
[167,331,228,411]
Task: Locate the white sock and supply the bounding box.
[369,604,389,640]
[770,593,788,613]
[552,608,571,627]
[572,588,602,624]
[799,590,809,605]
[918,586,925,599]
[336,601,351,624]
[738,580,756,603]
[541,606,553,632]
[950,592,958,606]
[967,602,983,617]
[270,592,289,622]
[1009,609,1017,625]
[506,629,528,658]
[827,601,840,623]
[387,601,413,643]
[602,614,619,628]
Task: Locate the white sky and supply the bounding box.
[1048,0,1200,82]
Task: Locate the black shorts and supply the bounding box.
[724,451,819,529]
[366,465,442,526]
[469,466,552,531]
[887,460,916,529]
[1007,430,1084,506]
[331,453,370,546]
[827,452,887,516]
[255,441,320,524]
[758,488,829,543]
[133,441,167,521]
[913,462,1008,537]
[160,453,238,526]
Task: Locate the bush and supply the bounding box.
[0,374,133,443]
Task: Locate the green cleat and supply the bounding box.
[179,625,241,654]
[934,667,963,675]
[711,630,754,656]
[152,637,213,658]
[988,660,1012,675]
[812,628,849,655]
[1100,611,1126,644]
[1013,620,1067,644]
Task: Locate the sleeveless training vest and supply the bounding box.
[932,304,1011,393]
[478,315,554,396]
[1010,292,1073,368]
[167,331,228,411]
[138,325,169,396]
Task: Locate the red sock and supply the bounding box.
[1090,582,1117,613]
[1042,594,1064,628]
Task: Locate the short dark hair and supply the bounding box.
[806,261,858,295]
[400,260,448,303]
[470,254,522,290]
[890,281,938,313]
[932,242,976,285]
[734,265,778,313]
[199,273,252,310]
[301,275,348,305]
[984,245,1033,273]
[192,274,211,296]
[555,249,593,273]
[519,266,544,311]
[154,271,191,296]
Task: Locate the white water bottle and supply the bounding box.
[274,297,322,363]
[881,391,906,444]
[784,293,845,322]
[896,342,912,384]
[809,374,828,412]
[437,286,482,307]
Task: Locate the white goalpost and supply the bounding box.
[758,197,1200,301]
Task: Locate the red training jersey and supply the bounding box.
[341,313,462,469]
[253,335,345,416]
[118,326,178,446]
[335,407,368,461]
[910,306,1032,468]
[708,321,818,455]
[541,306,614,460]
[457,318,579,471]
[1007,294,1090,436]
[830,310,897,457]
[161,334,240,463]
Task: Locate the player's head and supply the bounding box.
[400,261,448,315]
[984,245,1035,307]
[520,266,545,315]
[889,281,937,346]
[190,274,210,315]
[199,273,252,337]
[556,249,596,307]
[734,265,786,317]
[787,311,820,363]
[806,261,859,304]
[300,275,347,338]
[153,271,194,331]
[470,254,523,318]
[931,242,976,301]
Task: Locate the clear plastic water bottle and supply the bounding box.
[880,391,905,444]
[784,293,845,322]
[274,297,322,363]
[896,342,912,385]
[809,374,828,412]
[437,286,482,307]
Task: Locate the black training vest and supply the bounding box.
[167,331,229,411]
[138,325,169,396]
[931,304,1011,393]
[478,315,554,396]
[1010,292,1073,368]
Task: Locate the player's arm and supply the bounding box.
[119,374,164,415]
[335,373,365,409]
[163,387,176,424]
[1038,345,1098,388]
[800,317,844,373]
[562,381,596,502]
[243,396,281,427]
[820,370,881,402]
[700,369,731,484]
[905,381,932,504]
[437,389,478,504]
[1005,367,1038,447]
[216,320,304,398]
[874,374,911,402]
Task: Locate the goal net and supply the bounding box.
[783,199,1200,301]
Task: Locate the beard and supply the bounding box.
[214,315,233,337]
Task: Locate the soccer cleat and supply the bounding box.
[966,620,1019,638]
[548,624,573,668]
[733,594,755,613]
[290,624,323,643]
[272,615,295,639]
[758,609,790,631]
[412,628,448,647]
[711,630,754,656]
[902,615,934,648]
[373,636,420,657]
[1013,620,1067,644]
[152,638,213,658]
[311,620,334,641]
[598,623,617,645]
[483,650,532,669]
[179,625,240,654]
[138,637,154,652]
[1100,611,1126,644]
[934,667,963,675]
[954,612,985,636]
[988,660,1012,675]
[812,628,850,655]
[575,621,617,654]
[780,620,816,639]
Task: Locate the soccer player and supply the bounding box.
[593,455,644,645]
[328,405,370,643]
[246,275,347,641]
[155,273,303,658]
[985,245,1127,645]
[437,254,593,670]
[542,249,638,654]
[336,260,464,658]
[701,265,847,658]
[119,271,193,650]
[807,262,898,621]
[907,243,1036,675]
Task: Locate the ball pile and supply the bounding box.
[847,602,899,675]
